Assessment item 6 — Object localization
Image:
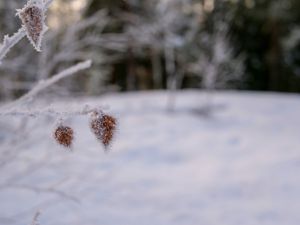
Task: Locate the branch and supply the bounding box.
[0,104,106,118]
[0,28,26,64]
[21,60,92,102]
[1,60,92,112]
[30,211,40,225]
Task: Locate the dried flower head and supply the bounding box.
[17,0,48,51]
[54,125,74,148]
[90,111,117,150]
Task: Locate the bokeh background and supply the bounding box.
[0,0,300,98]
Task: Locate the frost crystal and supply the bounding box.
[17,0,48,51]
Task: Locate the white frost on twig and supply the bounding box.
[0,104,103,118]
[1,60,92,113]
[19,60,92,102]
[0,28,26,64]
[30,211,40,225]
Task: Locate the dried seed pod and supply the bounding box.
[90,111,117,149]
[54,125,74,148]
[17,1,47,51]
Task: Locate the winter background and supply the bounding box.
[0,0,300,225]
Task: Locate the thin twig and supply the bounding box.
[1,60,92,112]
[0,104,103,117]
[19,60,92,102]
[0,28,26,64]
[30,211,40,225]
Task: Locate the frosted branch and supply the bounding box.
[1,60,92,112]
[30,211,40,225]
[0,104,104,118]
[20,60,92,102]
[0,28,26,64]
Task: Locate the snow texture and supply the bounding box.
[0,91,300,225]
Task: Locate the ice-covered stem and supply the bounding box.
[19,60,92,103]
[0,28,26,64]
[1,60,92,111]
[30,211,40,225]
[0,104,102,117]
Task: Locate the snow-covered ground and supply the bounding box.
[1,91,300,225]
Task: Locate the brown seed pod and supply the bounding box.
[90,111,117,149]
[18,2,46,51]
[54,125,74,148]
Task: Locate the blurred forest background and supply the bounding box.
[0,0,299,100]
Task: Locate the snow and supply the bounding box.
[1,90,300,225]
